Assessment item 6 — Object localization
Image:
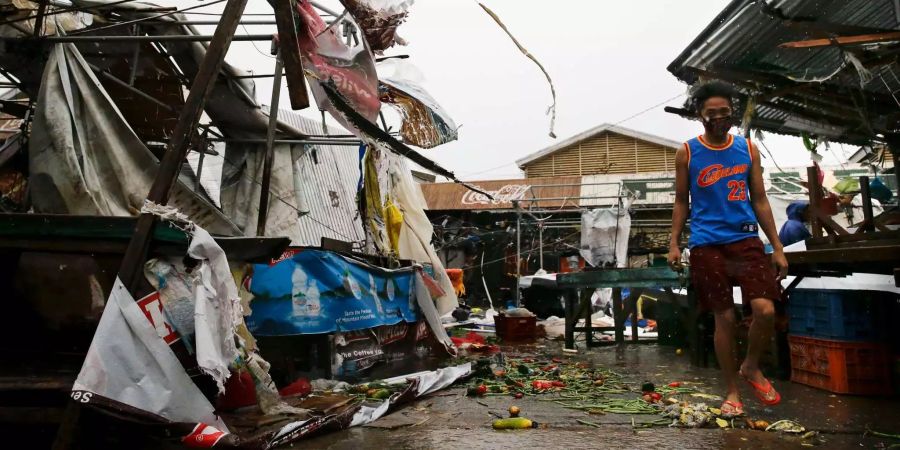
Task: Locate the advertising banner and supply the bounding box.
[247,249,418,335]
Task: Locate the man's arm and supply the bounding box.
[668,146,689,268]
[748,142,788,280]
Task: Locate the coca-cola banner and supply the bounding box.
[246,249,418,335]
[419,176,581,210]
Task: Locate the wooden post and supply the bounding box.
[564,290,575,350]
[612,287,624,344]
[630,289,639,343]
[257,50,284,236]
[33,1,48,37]
[582,289,593,347]
[806,166,823,239]
[53,2,249,447]
[859,176,874,233]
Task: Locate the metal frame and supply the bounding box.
[511,181,634,305]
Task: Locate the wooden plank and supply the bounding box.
[806,229,900,247]
[779,31,900,48]
[272,0,311,110]
[786,245,900,265]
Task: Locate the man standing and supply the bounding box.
[668,82,788,417]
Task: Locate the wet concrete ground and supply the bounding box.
[300,343,900,450]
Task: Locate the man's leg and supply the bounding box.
[740,297,776,398]
[713,307,740,404]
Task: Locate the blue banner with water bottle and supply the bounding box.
[245,249,418,335]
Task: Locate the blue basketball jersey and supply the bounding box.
[686,134,759,248]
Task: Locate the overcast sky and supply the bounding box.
[174,0,858,181]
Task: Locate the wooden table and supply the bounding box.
[557,267,702,363]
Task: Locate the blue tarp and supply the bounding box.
[246,249,418,335]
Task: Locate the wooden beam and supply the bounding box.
[272,0,311,110]
[32,1,48,37]
[807,166,824,239]
[858,176,875,233]
[780,31,900,49]
[806,229,900,248]
[786,244,900,265]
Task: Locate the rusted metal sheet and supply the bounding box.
[420,176,581,211]
[270,107,367,247]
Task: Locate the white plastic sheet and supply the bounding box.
[72,278,228,431]
[387,153,459,315]
[580,206,631,268]
[28,44,239,235]
[414,270,456,354]
[187,227,241,393]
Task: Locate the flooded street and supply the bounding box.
[302,344,900,450]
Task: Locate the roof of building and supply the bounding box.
[420,176,583,211]
[515,123,683,168]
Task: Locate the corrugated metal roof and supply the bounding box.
[516,123,682,167]
[668,0,900,145]
[420,176,582,211]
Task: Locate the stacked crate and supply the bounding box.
[787,289,896,395]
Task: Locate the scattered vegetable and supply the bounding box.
[508,406,520,417]
[493,417,537,430]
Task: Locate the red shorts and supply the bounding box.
[689,237,781,313]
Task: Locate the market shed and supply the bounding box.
[516,123,681,177]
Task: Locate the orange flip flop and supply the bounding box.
[720,400,744,418]
[741,371,781,406]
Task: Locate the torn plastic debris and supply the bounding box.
[380,76,459,149]
[765,419,806,433]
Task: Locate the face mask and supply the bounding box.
[702,116,732,136]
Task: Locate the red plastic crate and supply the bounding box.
[495,314,537,341]
[788,335,892,395]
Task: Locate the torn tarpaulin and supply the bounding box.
[339,0,413,53]
[380,76,459,149]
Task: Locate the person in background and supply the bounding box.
[778,201,811,247]
[668,81,788,418]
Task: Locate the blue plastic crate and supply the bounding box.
[787,289,895,342]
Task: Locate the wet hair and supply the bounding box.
[691,81,736,114]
